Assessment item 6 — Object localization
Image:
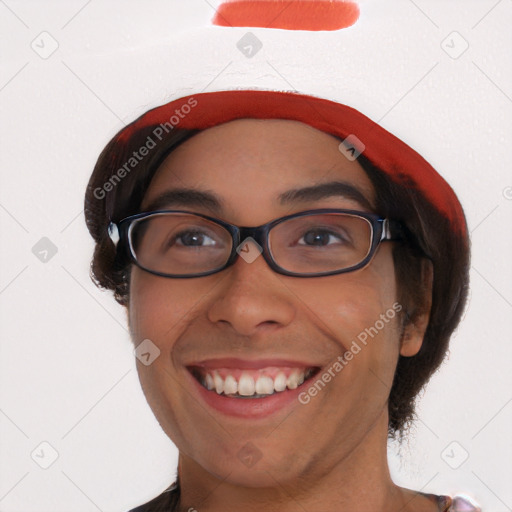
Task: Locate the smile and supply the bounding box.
[189,366,318,398]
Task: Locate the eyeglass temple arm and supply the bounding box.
[383,219,434,262]
[108,222,120,246]
[381,218,404,241]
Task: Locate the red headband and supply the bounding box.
[117,90,466,235]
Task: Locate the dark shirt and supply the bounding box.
[128,482,178,512]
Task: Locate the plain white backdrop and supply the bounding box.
[1,1,511,511]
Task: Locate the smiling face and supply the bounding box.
[128,119,422,491]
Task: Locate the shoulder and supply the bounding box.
[424,493,482,512]
[127,483,179,512]
[448,495,482,511]
[420,492,482,511]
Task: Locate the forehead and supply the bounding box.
[142,119,376,220]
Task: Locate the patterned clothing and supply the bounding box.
[423,492,482,511]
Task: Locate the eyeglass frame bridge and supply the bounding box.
[108,208,404,279]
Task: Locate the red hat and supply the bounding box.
[116,89,467,235]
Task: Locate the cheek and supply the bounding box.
[127,270,211,446]
[128,269,205,350]
[291,248,398,342]
[285,247,401,396]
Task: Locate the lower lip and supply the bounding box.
[186,370,316,419]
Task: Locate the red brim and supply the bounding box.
[117,90,466,235]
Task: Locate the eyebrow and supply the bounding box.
[278,181,373,211]
[142,180,373,214]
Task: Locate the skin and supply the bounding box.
[127,119,434,512]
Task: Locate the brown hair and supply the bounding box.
[358,156,470,436]
[84,122,470,438]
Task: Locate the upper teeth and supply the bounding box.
[199,368,313,397]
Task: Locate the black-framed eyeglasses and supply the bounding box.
[108,209,403,278]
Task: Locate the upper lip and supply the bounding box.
[186,357,322,370]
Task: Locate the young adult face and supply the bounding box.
[127,119,426,498]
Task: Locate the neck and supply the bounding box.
[176,410,410,512]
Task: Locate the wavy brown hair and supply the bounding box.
[84,122,470,439]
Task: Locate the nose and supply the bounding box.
[207,239,296,337]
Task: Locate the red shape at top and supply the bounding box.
[213,0,360,31]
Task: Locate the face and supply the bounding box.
[128,119,414,489]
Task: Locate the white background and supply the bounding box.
[1,0,511,511]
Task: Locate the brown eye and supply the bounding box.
[173,230,217,247]
[297,228,349,247]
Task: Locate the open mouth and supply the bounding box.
[188,365,321,399]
